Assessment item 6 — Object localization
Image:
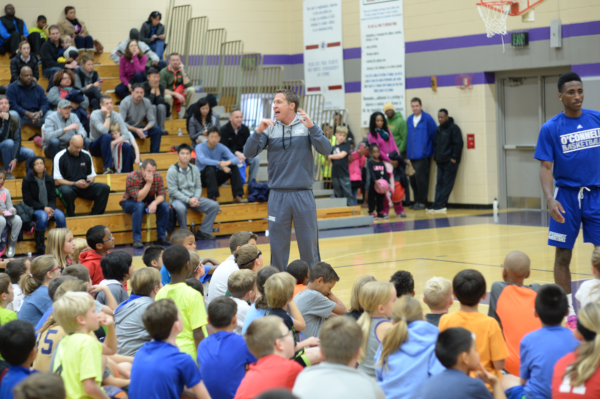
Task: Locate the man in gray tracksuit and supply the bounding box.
[244,89,332,270]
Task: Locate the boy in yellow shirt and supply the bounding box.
[155,245,208,360]
[0,274,16,325]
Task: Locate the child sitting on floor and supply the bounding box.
[12,372,66,399]
[0,273,16,325]
[0,320,37,399]
[286,260,309,298]
[576,247,600,308]
[5,258,30,312]
[96,251,134,306]
[228,269,257,334]
[142,245,164,271]
[197,296,257,399]
[390,270,415,297]
[242,266,279,334]
[345,275,376,320]
[423,276,453,327]
[69,238,90,267]
[80,225,114,285]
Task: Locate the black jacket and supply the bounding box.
[40,40,65,70]
[220,121,250,154]
[10,54,39,83]
[434,117,463,164]
[139,21,165,46]
[22,171,58,210]
[143,81,167,106]
[0,115,22,161]
[0,16,24,36]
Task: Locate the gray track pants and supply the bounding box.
[268,189,320,271]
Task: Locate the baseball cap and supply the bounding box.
[58,99,72,109]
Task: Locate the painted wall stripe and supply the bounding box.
[572,63,600,77]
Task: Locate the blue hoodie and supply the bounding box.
[375,320,445,399]
[6,78,50,117]
[406,111,437,160]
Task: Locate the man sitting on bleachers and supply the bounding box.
[43,99,89,161]
[0,95,34,179]
[6,66,49,127]
[220,109,260,183]
[0,4,43,56]
[167,144,219,241]
[120,158,170,248]
[53,134,110,217]
[143,68,168,134]
[40,25,76,91]
[160,53,195,116]
[110,28,166,70]
[119,84,162,154]
[90,95,137,174]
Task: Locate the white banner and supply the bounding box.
[359,0,406,127]
[303,0,345,110]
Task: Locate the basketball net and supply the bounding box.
[477,2,512,51]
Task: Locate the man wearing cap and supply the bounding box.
[6,66,49,128]
[43,99,89,161]
[384,102,407,155]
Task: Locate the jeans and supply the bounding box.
[43,67,62,91]
[121,199,169,242]
[89,134,132,171]
[74,35,94,50]
[432,161,459,209]
[44,137,90,162]
[83,87,102,110]
[56,183,110,217]
[247,156,260,183]
[171,198,219,234]
[200,165,245,199]
[133,125,162,153]
[19,112,47,128]
[0,139,35,174]
[34,209,66,230]
[115,72,146,99]
[149,39,165,60]
[409,158,431,205]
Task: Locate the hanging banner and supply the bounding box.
[303,0,346,110]
[359,0,405,127]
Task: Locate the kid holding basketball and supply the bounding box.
[367,144,389,219]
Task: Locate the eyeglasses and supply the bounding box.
[277,329,293,340]
[49,266,61,273]
[103,234,114,243]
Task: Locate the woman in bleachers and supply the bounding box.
[115,40,147,100]
[189,97,219,145]
[57,6,94,54]
[47,69,89,111]
[140,11,165,61]
[9,41,39,83]
[21,157,66,254]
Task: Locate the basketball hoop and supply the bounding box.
[456,74,474,90]
[477,1,516,37]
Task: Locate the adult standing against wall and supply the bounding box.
[406,98,437,210]
[140,12,165,61]
[244,89,332,270]
[428,109,463,214]
[57,6,94,54]
[220,109,260,183]
[384,103,407,155]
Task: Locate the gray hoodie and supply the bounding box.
[244,115,331,190]
[89,110,131,142]
[43,111,88,150]
[114,296,154,356]
[166,163,203,204]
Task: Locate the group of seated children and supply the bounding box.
[1,231,600,399]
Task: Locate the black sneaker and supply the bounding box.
[103,167,113,175]
[413,203,426,210]
[133,241,144,248]
[155,238,170,246]
[195,231,216,240]
[161,130,169,136]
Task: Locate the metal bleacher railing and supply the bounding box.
[165,5,192,56]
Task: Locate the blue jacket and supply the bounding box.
[194,142,238,172]
[6,78,50,117]
[406,111,437,160]
[375,320,445,399]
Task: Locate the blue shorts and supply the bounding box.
[548,186,600,249]
[505,385,526,399]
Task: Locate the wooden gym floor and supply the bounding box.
[130,209,595,313]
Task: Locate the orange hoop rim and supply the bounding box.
[476,0,545,16]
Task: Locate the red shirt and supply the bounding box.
[120,170,166,205]
[234,355,303,399]
[552,352,600,398]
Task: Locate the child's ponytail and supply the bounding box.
[20,255,57,296]
[378,296,423,370]
[356,281,394,363]
[565,303,600,386]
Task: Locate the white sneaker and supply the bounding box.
[426,208,434,214]
[433,208,447,214]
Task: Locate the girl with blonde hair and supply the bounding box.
[17,255,61,325]
[69,238,91,265]
[375,296,445,398]
[46,228,76,270]
[346,275,376,320]
[357,281,397,378]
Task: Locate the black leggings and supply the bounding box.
[368,185,384,215]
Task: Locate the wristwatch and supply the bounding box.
[72,182,76,187]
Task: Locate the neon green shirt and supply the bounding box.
[0,307,17,325]
[155,282,208,360]
[28,27,47,39]
[53,333,103,399]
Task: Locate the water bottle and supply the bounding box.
[27,252,32,258]
[265,230,269,237]
[177,128,183,136]
[190,222,196,234]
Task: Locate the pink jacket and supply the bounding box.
[119,55,147,85]
[349,151,366,181]
[368,129,399,163]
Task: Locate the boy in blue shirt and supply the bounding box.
[129,298,210,399]
[502,284,580,399]
[0,320,38,399]
[197,296,257,399]
[534,72,600,325]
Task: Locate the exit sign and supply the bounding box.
[511,32,529,47]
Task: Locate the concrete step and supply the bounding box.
[317,215,374,231]
[315,198,349,209]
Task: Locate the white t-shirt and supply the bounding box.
[576,279,600,307]
[232,297,250,335]
[206,254,238,305]
[413,113,422,128]
[7,283,24,312]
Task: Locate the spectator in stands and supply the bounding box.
[65,90,90,133]
[140,11,165,60]
[6,66,49,127]
[9,41,39,83]
[143,68,168,134]
[57,6,94,54]
[107,121,140,174]
[167,144,219,240]
[406,98,437,210]
[189,97,219,145]
[22,156,66,253]
[221,109,260,183]
[161,52,195,115]
[0,4,42,56]
[119,83,162,153]
[0,95,34,178]
[90,95,137,174]
[120,158,170,248]
[53,134,110,217]
[28,15,49,55]
[74,53,102,110]
[47,69,89,111]
[196,127,246,203]
[40,25,76,91]
[43,99,89,161]
[115,40,147,100]
[110,28,165,70]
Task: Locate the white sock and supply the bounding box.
[567,293,576,316]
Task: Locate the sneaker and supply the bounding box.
[4,172,14,180]
[103,167,113,174]
[369,212,379,219]
[433,208,447,214]
[413,203,425,210]
[399,212,407,218]
[426,208,434,214]
[195,231,216,241]
[155,238,170,246]
[382,213,389,219]
[133,241,144,249]
[233,196,248,203]
[409,204,416,210]
[566,315,577,331]
[161,130,169,136]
